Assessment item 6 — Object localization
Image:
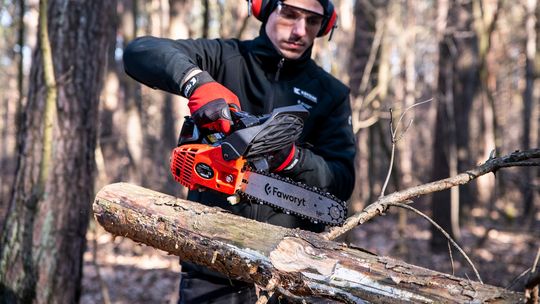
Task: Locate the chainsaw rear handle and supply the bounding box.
[221,105,309,160]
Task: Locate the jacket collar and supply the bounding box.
[249,26,313,76]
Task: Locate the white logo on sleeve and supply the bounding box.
[183,77,198,97]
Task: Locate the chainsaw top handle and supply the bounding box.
[177,105,309,161]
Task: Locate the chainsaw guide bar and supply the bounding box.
[238,171,346,226]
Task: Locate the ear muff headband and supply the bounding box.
[249,0,337,37]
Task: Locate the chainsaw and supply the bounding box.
[169,105,346,226]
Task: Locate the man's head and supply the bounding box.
[265,0,324,59]
[250,0,336,60]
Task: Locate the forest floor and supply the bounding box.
[80,198,540,304]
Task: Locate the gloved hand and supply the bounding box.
[181,71,241,134]
[267,144,300,172]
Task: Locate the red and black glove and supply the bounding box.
[181,71,241,134]
[267,144,300,172]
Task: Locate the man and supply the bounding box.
[123,0,355,302]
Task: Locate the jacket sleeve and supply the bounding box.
[285,94,356,202]
[122,36,224,95]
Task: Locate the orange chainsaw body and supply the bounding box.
[170,144,246,195]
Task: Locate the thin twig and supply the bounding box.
[379,108,396,198]
[393,98,433,139]
[533,248,540,273]
[507,267,532,289]
[506,248,540,291]
[379,98,433,197]
[447,241,455,276]
[464,273,478,295]
[386,202,483,283]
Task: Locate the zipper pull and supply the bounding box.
[274,58,284,81]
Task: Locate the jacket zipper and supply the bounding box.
[274,58,285,81]
[265,57,285,113]
[254,58,287,220]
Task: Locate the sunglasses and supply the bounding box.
[276,1,326,33]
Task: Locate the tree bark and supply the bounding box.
[94,182,524,303]
[0,0,116,303]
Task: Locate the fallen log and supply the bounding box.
[93,182,524,303]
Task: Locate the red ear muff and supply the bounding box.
[319,9,337,36]
[249,0,276,22]
[251,0,264,20]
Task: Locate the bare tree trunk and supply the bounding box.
[431,0,458,252]
[0,96,8,211]
[431,85,455,251]
[169,0,191,39]
[348,0,376,98]
[202,0,210,38]
[522,0,537,218]
[473,0,502,208]
[16,0,26,132]
[453,0,479,218]
[159,1,193,199]
[217,0,249,39]
[121,0,143,184]
[1,0,26,227]
[347,0,378,212]
[139,0,181,195]
[0,0,115,302]
[396,0,417,254]
[535,0,540,223]
[400,0,416,189]
[432,0,482,249]
[348,1,389,212]
[93,183,525,303]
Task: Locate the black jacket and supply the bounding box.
[123,30,355,233]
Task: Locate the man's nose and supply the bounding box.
[291,18,307,37]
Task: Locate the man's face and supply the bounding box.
[265,0,325,60]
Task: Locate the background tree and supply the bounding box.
[522,0,538,221]
[0,0,115,302]
[431,0,480,250]
[0,0,27,219]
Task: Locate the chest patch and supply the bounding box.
[293,87,318,104]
